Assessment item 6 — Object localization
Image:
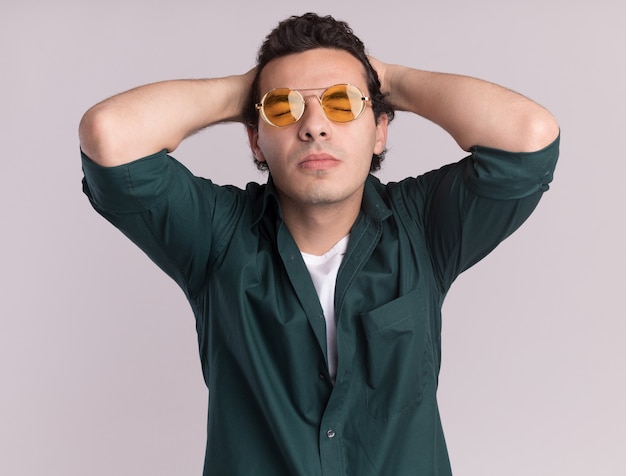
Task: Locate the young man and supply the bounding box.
[80,13,559,476]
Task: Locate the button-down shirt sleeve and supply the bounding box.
[81,149,247,299]
[390,135,560,293]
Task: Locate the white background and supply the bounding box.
[2,1,625,474]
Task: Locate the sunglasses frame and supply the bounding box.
[255,83,370,127]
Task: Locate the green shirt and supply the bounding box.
[82,136,559,475]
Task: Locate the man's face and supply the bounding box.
[248,48,388,214]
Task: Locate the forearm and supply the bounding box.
[79,72,253,167]
[380,63,559,152]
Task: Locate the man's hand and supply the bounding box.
[368,56,389,97]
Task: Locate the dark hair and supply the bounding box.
[245,13,395,172]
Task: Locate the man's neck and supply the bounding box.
[281,200,360,256]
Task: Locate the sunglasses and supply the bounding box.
[255,83,370,127]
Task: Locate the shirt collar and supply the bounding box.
[360,174,393,221]
[252,175,281,226]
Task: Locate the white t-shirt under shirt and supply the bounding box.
[300,235,349,382]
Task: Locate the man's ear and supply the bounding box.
[373,113,389,155]
[247,125,266,163]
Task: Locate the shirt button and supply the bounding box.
[319,373,326,381]
[326,429,336,439]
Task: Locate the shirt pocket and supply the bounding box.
[361,289,433,419]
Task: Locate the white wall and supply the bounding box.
[2,0,624,474]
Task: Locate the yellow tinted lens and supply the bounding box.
[262,89,304,127]
[321,84,365,123]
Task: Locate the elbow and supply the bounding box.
[521,109,560,153]
[79,103,176,167]
[79,104,145,167]
[78,105,117,166]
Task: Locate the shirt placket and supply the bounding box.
[276,222,332,380]
[318,214,383,476]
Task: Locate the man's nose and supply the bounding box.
[297,97,331,140]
